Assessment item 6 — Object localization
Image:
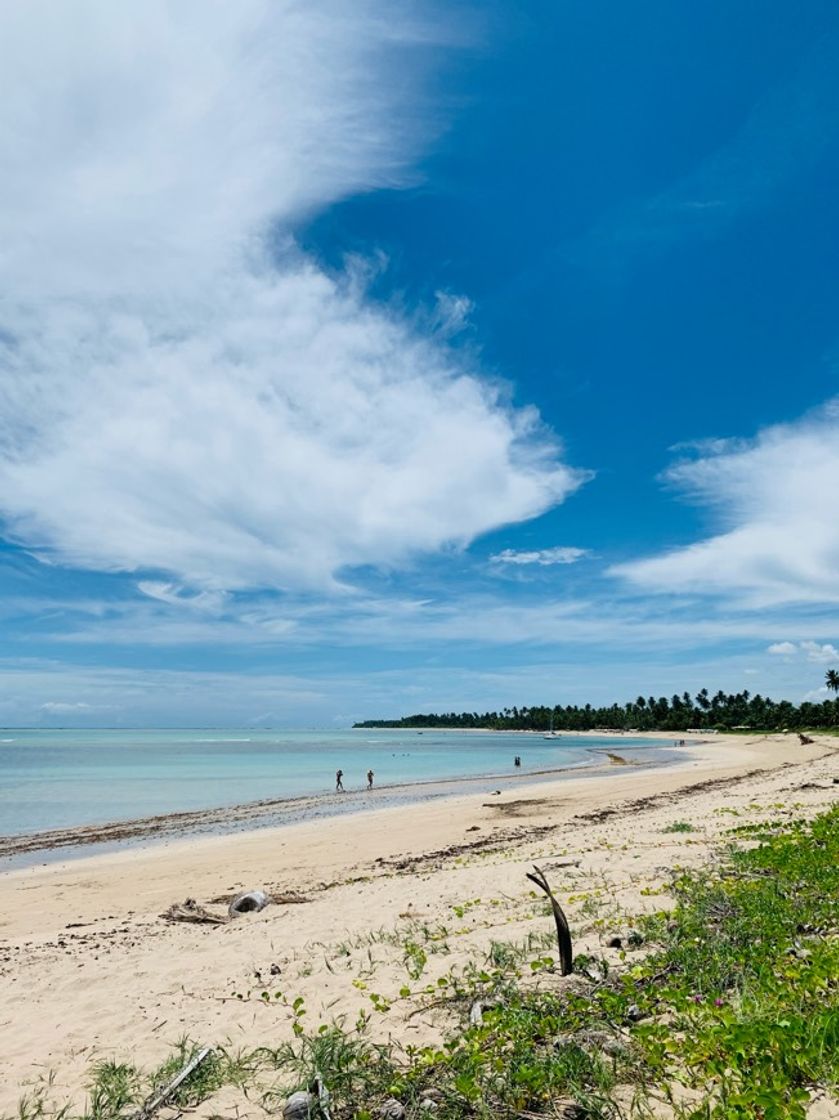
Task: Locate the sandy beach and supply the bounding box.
[2,731,837,1115]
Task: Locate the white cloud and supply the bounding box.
[432,291,473,335]
[0,2,585,593]
[489,547,589,567]
[40,701,95,714]
[802,686,831,701]
[137,582,228,612]
[768,640,839,663]
[801,641,839,662]
[22,580,839,655]
[613,401,839,605]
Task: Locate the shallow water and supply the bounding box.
[0,727,665,837]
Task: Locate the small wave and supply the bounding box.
[0,738,15,743]
[194,738,253,743]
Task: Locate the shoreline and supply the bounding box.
[0,735,680,868]
[0,731,818,891]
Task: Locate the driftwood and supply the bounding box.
[207,890,310,906]
[131,1046,213,1120]
[162,898,228,925]
[526,864,573,975]
[164,887,285,924]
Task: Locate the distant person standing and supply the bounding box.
[335,768,344,792]
[367,768,374,789]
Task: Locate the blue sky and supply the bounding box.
[1,0,838,726]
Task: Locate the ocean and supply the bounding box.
[0,727,669,841]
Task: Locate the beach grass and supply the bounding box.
[8,804,839,1120]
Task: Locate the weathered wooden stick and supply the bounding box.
[526,864,573,975]
[131,1046,213,1120]
[162,899,228,925]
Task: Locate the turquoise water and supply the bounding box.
[0,728,667,838]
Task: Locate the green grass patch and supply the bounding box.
[9,808,839,1120]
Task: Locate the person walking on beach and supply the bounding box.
[367,768,374,790]
[335,768,344,792]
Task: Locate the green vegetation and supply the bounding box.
[14,805,839,1119]
[13,1043,254,1120]
[355,678,839,732]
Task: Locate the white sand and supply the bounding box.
[1,731,837,1114]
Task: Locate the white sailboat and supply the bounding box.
[543,712,561,739]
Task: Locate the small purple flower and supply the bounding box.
[690,994,704,1003]
[714,998,725,1007]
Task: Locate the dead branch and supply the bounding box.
[161,899,228,925]
[526,864,573,975]
[130,1046,213,1120]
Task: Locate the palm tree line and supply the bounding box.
[355,671,839,732]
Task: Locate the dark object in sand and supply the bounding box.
[162,898,228,926]
[543,857,582,870]
[526,864,573,976]
[283,1074,332,1120]
[798,733,815,745]
[207,889,309,906]
[229,889,270,916]
[283,1091,314,1120]
[131,1045,213,1120]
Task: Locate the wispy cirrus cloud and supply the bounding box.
[489,546,589,567]
[612,400,839,606]
[0,1,586,594]
[10,579,837,654]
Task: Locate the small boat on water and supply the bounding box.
[543,714,561,739]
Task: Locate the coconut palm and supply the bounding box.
[826,669,839,693]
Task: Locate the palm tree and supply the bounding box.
[826,669,839,693]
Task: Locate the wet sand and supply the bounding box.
[0,741,677,866]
